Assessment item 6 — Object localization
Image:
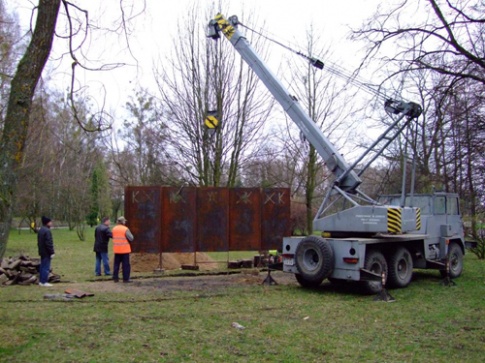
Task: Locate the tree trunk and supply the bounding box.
[0,0,61,259]
[464,109,477,237]
[305,145,317,235]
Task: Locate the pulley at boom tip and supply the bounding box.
[384,99,423,119]
[296,51,324,70]
[208,14,325,71]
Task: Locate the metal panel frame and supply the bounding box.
[125,187,290,254]
[124,186,162,253]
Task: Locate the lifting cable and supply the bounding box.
[238,22,390,103]
[238,20,421,169]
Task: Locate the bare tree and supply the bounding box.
[0,0,23,126]
[368,69,445,195]
[15,97,54,230]
[0,0,142,258]
[351,0,485,232]
[240,144,302,189]
[0,0,61,259]
[283,28,362,234]
[155,5,273,187]
[15,89,102,237]
[111,88,168,186]
[441,79,485,234]
[353,0,485,86]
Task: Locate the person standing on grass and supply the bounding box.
[37,216,55,287]
[112,216,134,283]
[93,216,112,276]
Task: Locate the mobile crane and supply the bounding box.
[208,14,466,293]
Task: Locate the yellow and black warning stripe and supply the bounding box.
[204,115,219,129]
[215,14,235,39]
[387,208,402,233]
[415,208,421,230]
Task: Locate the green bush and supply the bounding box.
[469,236,485,260]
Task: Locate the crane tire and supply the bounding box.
[387,247,413,288]
[362,250,388,294]
[295,273,324,288]
[440,242,464,278]
[294,236,334,287]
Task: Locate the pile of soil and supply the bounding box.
[131,252,220,272]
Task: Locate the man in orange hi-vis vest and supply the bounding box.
[112,216,134,283]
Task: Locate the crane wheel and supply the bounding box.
[362,250,388,294]
[440,242,464,278]
[294,236,334,287]
[295,273,325,288]
[387,247,413,288]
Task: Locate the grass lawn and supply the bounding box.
[1,228,484,362]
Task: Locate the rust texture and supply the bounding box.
[197,187,229,252]
[125,187,290,253]
[124,186,162,253]
[161,187,197,253]
[261,188,291,251]
[229,188,261,251]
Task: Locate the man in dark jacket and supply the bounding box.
[38,216,55,287]
[93,216,112,276]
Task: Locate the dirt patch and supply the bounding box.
[136,271,266,292]
[131,252,220,272]
[81,270,298,295]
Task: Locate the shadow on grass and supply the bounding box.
[287,269,450,298]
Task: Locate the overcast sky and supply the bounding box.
[9,0,379,117]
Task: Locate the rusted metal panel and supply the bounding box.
[197,187,229,252]
[124,186,162,253]
[229,188,261,251]
[125,186,291,254]
[161,187,197,252]
[261,188,291,251]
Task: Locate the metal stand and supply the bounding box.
[374,272,395,302]
[440,259,456,287]
[262,269,278,286]
[374,288,396,302]
[154,251,165,274]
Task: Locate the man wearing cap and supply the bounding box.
[93,216,112,276]
[112,216,134,283]
[37,216,55,287]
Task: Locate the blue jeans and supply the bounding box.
[39,256,51,284]
[95,252,111,275]
[113,253,130,282]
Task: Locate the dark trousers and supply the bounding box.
[113,253,130,282]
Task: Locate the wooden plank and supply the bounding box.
[64,289,95,298]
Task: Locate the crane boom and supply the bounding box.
[208,14,423,235]
[208,14,362,193]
